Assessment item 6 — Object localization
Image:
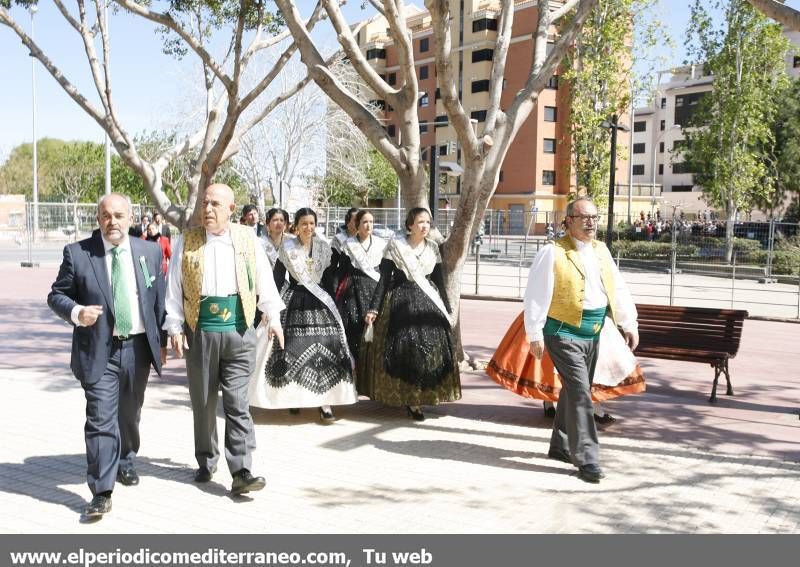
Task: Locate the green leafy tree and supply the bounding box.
[683,0,790,262]
[563,0,670,200]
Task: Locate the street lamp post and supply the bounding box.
[30,5,39,244]
[104,0,111,195]
[600,114,629,247]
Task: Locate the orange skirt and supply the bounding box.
[486,313,646,402]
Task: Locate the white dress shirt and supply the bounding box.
[523,237,638,342]
[163,227,285,335]
[71,234,145,336]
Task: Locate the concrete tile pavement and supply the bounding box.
[1,264,799,533]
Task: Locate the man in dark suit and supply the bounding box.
[152,211,172,240]
[128,214,150,238]
[48,193,166,519]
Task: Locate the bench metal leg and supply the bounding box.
[710,362,721,403]
[723,359,734,396]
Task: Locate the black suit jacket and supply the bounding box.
[47,232,166,385]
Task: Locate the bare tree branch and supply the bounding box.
[112,0,233,91]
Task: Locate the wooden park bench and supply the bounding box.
[634,304,748,403]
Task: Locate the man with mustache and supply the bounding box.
[48,193,166,519]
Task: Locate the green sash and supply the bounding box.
[198,295,246,332]
[543,307,608,341]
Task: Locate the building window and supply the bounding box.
[421,148,428,161]
[545,75,559,89]
[661,97,667,109]
[499,170,504,182]
[387,124,396,137]
[671,184,694,192]
[672,139,687,152]
[420,123,428,133]
[471,110,487,122]
[633,143,646,154]
[472,18,498,32]
[435,88,441,100]
[632,164,645,176]
[659,141,665,153]
[543,138,556,153]
[471,79,490,93]
[672,161,692,174]
[439,144,448,156]
[366,48,386,60]
[658,164,664,175]
[660,119,665,131]
[634,121,647,132]
[434,115,448,128]
[420,37,429,53]
[419,93,429,107]
[419,65,429,80]
[472,48,494,63]
[388,72,396,85]
[674,91,707,126]
[544,106,557,122]
[542,170,556,185]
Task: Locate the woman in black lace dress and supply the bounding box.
[335,210,387,389]
[261,208,356,423]
[361,208,461,421]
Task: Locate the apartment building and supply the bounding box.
[631,27,800,217]
[355,0,631,233]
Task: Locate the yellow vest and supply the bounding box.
[181,224,257,332]
[547,236,617,328]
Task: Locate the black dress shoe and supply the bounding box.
[578,464,605,483]
[231,469,266,495]
[116,467,139,486]
[594,413,617,425]
[406,406,425,421]
[194,466,213,483]
[83,494,112,518]
[318,407,335,424]
[547,447,572,464]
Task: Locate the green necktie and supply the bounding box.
[111,246,133,337]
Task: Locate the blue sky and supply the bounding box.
[1,0,798,160]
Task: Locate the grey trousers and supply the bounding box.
[544,335,600,466]
[185,326,257,475]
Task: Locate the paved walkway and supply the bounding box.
[1,265,798,533]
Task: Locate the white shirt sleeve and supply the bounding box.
[163,235,185,335]
[251,231,286,323]
[523,245,556,342]
[70,305,85,326]
[609,252,638,333]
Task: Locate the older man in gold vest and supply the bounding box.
[164,184,285,496]
[525,197,638,483]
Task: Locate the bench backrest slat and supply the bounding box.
[635,303,747,358]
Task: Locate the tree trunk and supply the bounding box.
[725,201,737,264]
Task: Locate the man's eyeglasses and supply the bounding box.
[568,214,600,222]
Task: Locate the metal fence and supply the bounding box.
[4,202,799,319]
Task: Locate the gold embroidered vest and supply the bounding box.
[547,236,617,328]
[181,224,257,331]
